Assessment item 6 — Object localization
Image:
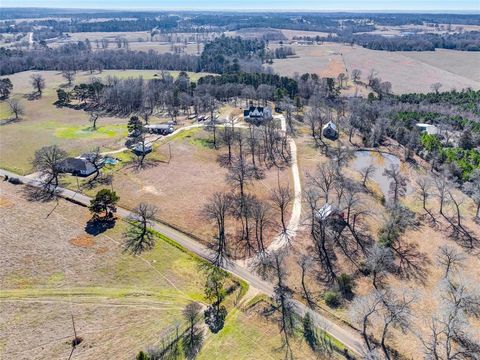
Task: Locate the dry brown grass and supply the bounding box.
[269,42,480,94]
[70,235,96,248]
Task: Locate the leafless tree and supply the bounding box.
[365,243,394,289]
[62,70,75,87]
[85,147,104,184]
[32,145,67,192]
[271,251,295,360]
[463,169,480,220]
[430,82,442,94]
[422,276,480,359]
[298,255,315,308]
[379,290,415,360]
[7,98,25,120]
[351,69,362,83]
[123,203,157,255]
[306,161,337,204]
[30,73,45,96]
[251,199,270,255]
[349,290,383,351]
[436,245,466,278]
[89,111,100,130]
[359,164,376,188]
[271,183,292,235]
[416,177,434,217]
[204,193,232,267]
[383,164,408,203]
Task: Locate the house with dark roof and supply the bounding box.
[322,121,339,140]
[243,106,272,123]
[58,157,97,177]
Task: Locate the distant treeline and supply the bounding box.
[295,31,480,51]
[0,45,200,75]
[2,10,479,35]
[396,89,480,115]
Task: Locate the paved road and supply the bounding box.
[0,169,365,357]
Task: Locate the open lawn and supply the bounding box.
[0,70,210,174]
[269,42,480,94]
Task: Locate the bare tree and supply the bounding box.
[85,147,104,184]
[30,73,45,96]
[123,203,158,255]
[430,82,442,94]
[271,183,292,235]
[416,177,433,216]
[32,145,67,192]
[365,243,394,289]
[251,199,270,254]
[62,70,75,87]
[383,164,408,203]
[422,276,480,359]
[204,193,232,267]
[271,251,295,360]
[436,245,466,278]
[89,111,100,130]
[298,255,315,308]
[349,290,383,351]
[464,169,480,220]
[359,164,376,188]
[351,69,362,83]
[379,290,414,360]
[7,98,25,120]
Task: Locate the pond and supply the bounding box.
[350,151,411,197]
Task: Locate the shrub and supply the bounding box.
[336,273,354,298]
[323,291,341,308]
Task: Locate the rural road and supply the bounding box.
[0,136,364,357]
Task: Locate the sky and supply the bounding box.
[1,0,479,12]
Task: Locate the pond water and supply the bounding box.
[350,151,411,197]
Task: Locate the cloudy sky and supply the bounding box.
[2,0,479,11]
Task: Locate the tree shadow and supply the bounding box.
[22,185,57,203]
[85,217,116,236]
[25,92,41,101]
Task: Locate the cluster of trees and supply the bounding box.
[397,88,480,116]
[204,121,292,264]
[200,35,266,73]
[0,44,200,76]
[297,31,480,51]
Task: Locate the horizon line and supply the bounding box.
[1,6,479,14]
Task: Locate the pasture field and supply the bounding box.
[0,70,210,174]
[68,125,292,249]
[0,180,321,360]
[269,42,480,94]
[0,180,209,359]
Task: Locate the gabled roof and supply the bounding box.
[322,121,337,132]
[59,157,91,171]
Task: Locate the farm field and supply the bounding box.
[0,180,323,360]
[0,70,210,174]
[70,125,292,249]
[269,42,480,93]
[0,180,209,359]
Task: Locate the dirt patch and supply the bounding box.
[95,246,109,254]
[69,235,95,248]
[0,196,13,208]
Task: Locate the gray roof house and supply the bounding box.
[244,106,272,123]
[58,157,97,177]
[322,121,339,140]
